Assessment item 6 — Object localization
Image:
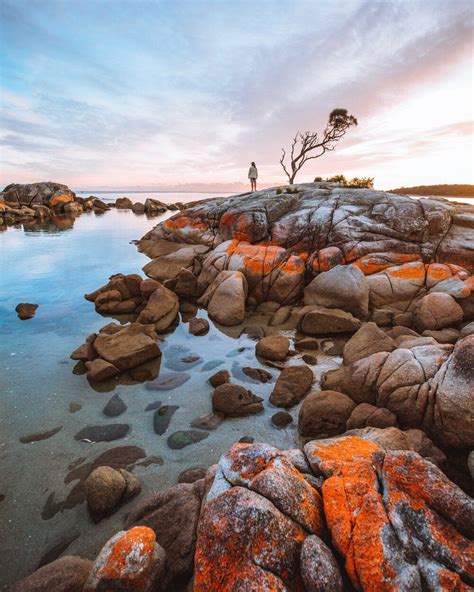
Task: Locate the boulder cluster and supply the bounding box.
[137,183,474,327]
[71,273,179,382]
[0,182,188,228]
[14,436,474,591]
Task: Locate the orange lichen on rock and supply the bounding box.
[194,443,325,591]
[386,261,426,281]
[305,435,381,470]
[85,526,164,591]
[164,214,208,232]
[425,263,454,284]
[224,240,305,275]
[380,452,474,582]
[317,246,345,272]
[50,194,73,206]
[353,252,420,275]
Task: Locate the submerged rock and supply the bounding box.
[153,405,179,435]
[74,424,129,443]
[19,426,62,444]
[167,430,209,450]
[102,394,127,417]
[212,384,263,417]
[85,465,140,522]
[12,556,92,592]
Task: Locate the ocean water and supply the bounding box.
[75,190,234,204]
[0,202,340,588]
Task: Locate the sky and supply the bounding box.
[0,0,473,191]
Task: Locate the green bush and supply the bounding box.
[285,186,299,194]
[314,176,323,182]
[275,187,283,195]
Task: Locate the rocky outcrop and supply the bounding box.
[194,443,325,590]
[137,184,474,324]
[322,334,474,448]
[304,436,474,591]
[2,182,76,207]
[84,273,178,331]
[14,435,472,591]
[71,322,161,382]
[297,305,361,334]
[198,270,247,325]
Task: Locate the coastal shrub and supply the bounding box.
[325,174,374,188]
[285,186,299,194]
[314,176,323,182]
[349,176,374,188]
[276,187,283,194]
[327,174,347,184]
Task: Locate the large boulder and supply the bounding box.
[194,443,324,590]
[304,264,370,318]
[297,305,361,334]
[12,557,92,592]
[92,322,161,373]
[137,283,179,332]
[84,527,165,592]
[322,337,473,448]
[298,390,356,440]
[342,322,397,364]
[198,270,247,326]
[303,436,474,591]
[413,292,464,331]
[269,365,313,407]
[430,335,474,448]
[255,335,290,361]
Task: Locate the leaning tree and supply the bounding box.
[280,108,358,184]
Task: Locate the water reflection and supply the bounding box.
[22,215,76,233]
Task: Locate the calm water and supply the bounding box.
[0,204,339,588]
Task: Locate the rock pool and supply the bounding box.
[0,208,340,588]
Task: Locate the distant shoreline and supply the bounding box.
[390,184,474,198]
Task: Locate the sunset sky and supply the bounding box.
[1,0,473,191]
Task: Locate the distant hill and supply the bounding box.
[390,184,474,197]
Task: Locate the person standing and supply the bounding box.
[248,162,258,191]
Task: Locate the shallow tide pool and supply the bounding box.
[0,208,340,588]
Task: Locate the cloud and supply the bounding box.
[0,0,472,189]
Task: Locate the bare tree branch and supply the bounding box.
[279,108,358,184]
